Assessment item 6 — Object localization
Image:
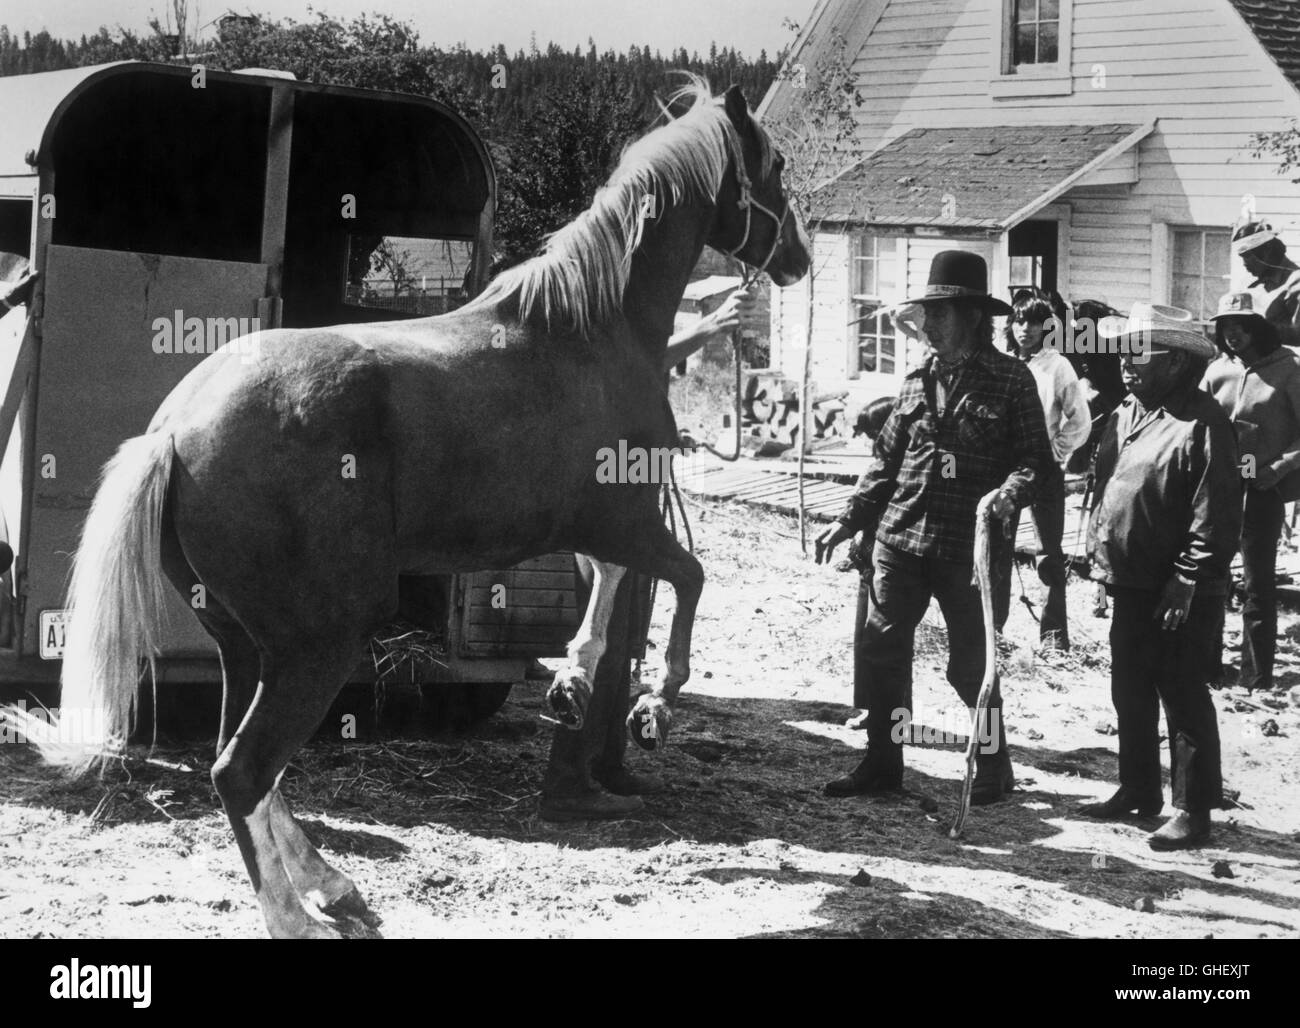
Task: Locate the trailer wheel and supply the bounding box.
[418,681,513,731]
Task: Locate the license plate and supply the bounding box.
[39,609,68,660]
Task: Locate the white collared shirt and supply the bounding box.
[1026,347,1091,466]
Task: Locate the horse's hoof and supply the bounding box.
[627,696,671,752]
[319,887,383,930]
[546,669,591,730]
[332,913,384,940]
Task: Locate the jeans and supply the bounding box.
[1108,587,1224,812]
[854,541,1004,773]
[1238,488,1285,691]
[993,463,1068,647]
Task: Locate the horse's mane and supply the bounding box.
[464,75,773,337]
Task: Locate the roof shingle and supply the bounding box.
[810,124,1145,231]
[1231,0,1300,94]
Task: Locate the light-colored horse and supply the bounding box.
[10,80,809,938]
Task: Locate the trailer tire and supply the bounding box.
[419,681,513,731]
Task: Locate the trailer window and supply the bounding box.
[47,73,267,263]
[343,235,475,316]
[0,200,31,270]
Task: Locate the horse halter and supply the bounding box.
[721,126,790,287]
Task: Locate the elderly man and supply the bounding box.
[815,251,1054,804]
[1083,304,1241,849]
[1233,219,1300,348]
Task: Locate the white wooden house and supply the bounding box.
[762,0,1300,405]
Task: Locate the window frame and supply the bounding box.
[990,0,1074,100]
[1167,226,1232,324]
[849,233,903,381]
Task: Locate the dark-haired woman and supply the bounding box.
[1203,291,1300,692]
[993,293,1091,649]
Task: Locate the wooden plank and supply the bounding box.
[464,570,575,591]
[464,624,581,644]
[467,587,573,608]
[468,608,578,627]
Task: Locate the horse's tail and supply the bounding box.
[3,432,174,772]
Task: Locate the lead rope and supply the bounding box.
[951,493,1000,839]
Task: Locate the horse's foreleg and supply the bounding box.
[546,555,626,730]
[621,530,703,751]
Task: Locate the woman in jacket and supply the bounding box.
[1203,291,1300,692]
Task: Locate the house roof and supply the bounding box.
[810,123,1153,233]
[1230,0,1300,93]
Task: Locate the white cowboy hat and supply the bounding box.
[1098,302,1216,360]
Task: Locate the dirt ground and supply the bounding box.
[2,497,1299,939]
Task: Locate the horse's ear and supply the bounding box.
[723,85,749,129]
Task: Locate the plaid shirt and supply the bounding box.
[838,344,1053,563]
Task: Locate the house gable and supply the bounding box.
[766,0,1300,394]
[1229,0,1300,96]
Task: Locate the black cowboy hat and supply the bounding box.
[885,250,1013,316]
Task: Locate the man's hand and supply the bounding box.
[1154,574,1196,631]
[697,288,756,340]
[1252,462,1283,492]
[1,269,39,309]
[663,287,756,371]
[814,521,856,565]
[981,488,1015,522]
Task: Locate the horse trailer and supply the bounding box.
[0,61,585,714]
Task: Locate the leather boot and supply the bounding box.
[1078,786,1163,819]
[1147,809,1211,850]
[971,750,1015,805]
[539,788,643,823]
[593,765,665,796]
[969,714,1014,805]
[825,752,903,797]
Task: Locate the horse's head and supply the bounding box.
[712,86,810,287]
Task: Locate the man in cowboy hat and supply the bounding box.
[1233,219,1300,348]
[1083,303,1241,849]
[1203,292,1300,693]
[814,250,1054,805]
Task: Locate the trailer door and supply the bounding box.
[20,244,270,661]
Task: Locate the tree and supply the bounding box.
[763,22,867,551]
[1251,122,1300,183]
[492,64,644,266]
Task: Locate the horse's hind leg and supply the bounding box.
[267,788,380,930]
[211,638,373,939]
[546,555,626,729]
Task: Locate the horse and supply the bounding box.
[8,80,810,939]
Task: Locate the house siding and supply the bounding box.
[771,0,1300,390]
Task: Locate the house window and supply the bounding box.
[852,235,899,376]
[1012,0,1060,66]
[1171,228,1230,322]
[991,0,1073,98]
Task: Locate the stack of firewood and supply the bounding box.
[739,372,850,454]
